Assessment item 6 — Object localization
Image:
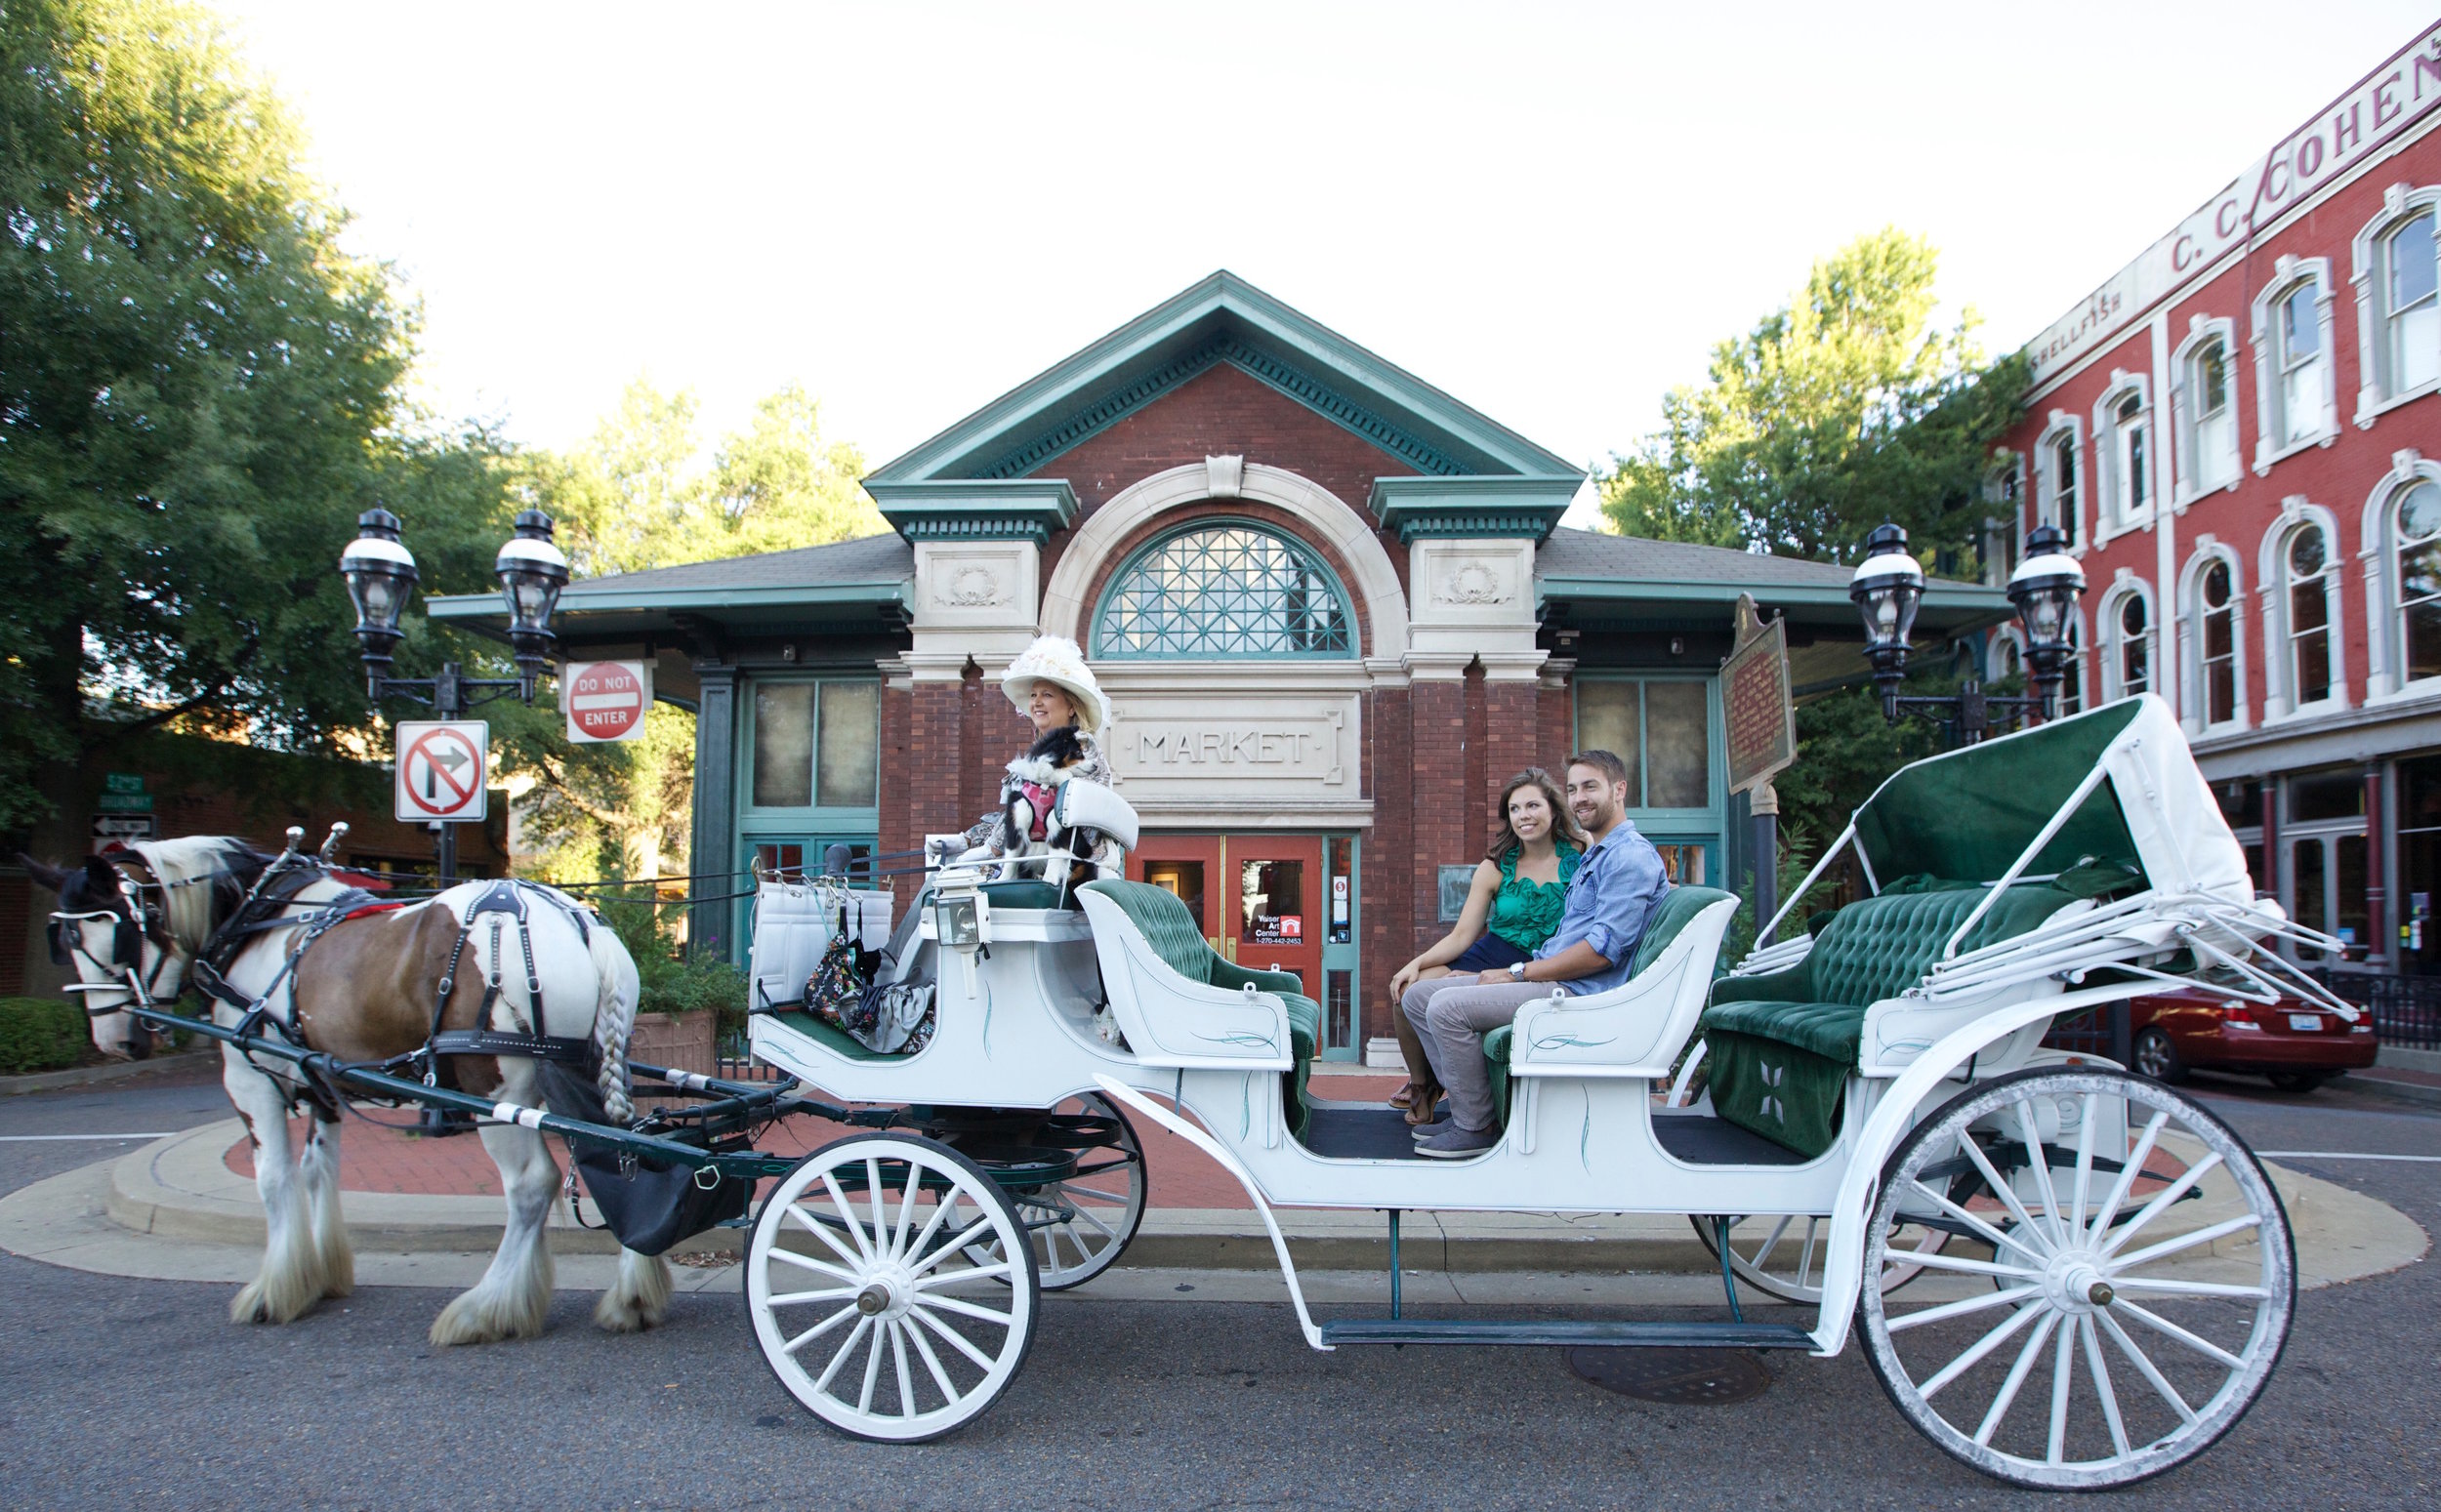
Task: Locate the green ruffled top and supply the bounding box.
[1487,841,1583,951]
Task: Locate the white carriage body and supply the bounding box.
[745,693,2325,1353]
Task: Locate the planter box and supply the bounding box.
[626,1010,716,1077]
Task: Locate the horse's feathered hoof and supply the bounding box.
[428,1285,550,1346]
[229,1272,323,1326]
[594,1250,673,1333]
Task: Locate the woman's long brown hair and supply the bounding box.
[1484,767,1586,863]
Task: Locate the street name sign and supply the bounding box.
[562,659,652,744]
[394,720,489,823]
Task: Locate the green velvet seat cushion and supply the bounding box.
[1706,1032,1846,1159]
[978,879,1066,911]
[1699,998,1868,1064]
[1078,879,1315,1138]
[1477,885,1737,1124]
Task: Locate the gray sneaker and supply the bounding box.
[1410,1118,1451,1142]
[1415,1123,1501,1159]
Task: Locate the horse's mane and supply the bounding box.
[126,837,271,951]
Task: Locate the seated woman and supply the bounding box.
[1385,768,1583,1124]
[944,635,1122,891]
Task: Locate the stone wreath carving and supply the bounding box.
[938,564,1006,608]
[1434,559,1509,606]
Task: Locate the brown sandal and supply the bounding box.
[1402,1084,1444,1125]
[1387,1082,1419,1111]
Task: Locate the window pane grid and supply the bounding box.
[2396,481,2441,682]
[751,678,880,810]
[2390,212,2439,393]
[1096,525,1354,658]
[1574,679,1711,810]
[2200,560,2236,725]
[2287,526,2335,705]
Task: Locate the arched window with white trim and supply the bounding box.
[1980,452,2023,589]
[2036,415,2082,549]
[2387,468,2441,688]
[2100,583,2155,700]
[2249,260,2337,469]
[2350,184,2441,423]
[2059,612,2086,716]
[2263,512,2344,715]
[2092,374,2153,534]
[2181,547,2245,732]
[2174,319,2242,500]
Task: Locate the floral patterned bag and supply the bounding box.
[801,905,879,1031]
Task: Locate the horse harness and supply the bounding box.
[418,879,599,1086]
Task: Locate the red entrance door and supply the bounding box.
[1131,835,1325,997]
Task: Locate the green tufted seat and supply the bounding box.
[1698,882,2081,1157]
[1477,884,1738,1125]
[1077,879,1320,1138]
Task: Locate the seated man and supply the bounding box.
[1401,749,1672,1158]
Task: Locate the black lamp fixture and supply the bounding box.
[1849,520,2085,745]
[494,509,570,693]
[339,508,418,677]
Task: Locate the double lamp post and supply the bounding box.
[1848,521,2087,744]
[337,507,570,884]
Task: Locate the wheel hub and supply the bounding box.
[2042,1251,2113,1314]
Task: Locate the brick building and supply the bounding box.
[438,273,2004,1057]
[1987,20,2441,976]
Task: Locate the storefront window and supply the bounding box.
[2289,765,2365,823]
[2398,755,2441,974]
[1575,679,1713,810]
[751,679,880,809]
[1095,523,1353,658]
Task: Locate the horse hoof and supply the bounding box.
[230,1280,318,1326]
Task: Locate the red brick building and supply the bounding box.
[439,273,2003,1058]
[1989,20,2441,973]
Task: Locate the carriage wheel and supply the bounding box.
[1690,1207,1951,1303]
[745,1132,1040,1443]
[994,1093,1147,1291]
[1859,1066,2294,1491]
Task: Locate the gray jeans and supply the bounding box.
[1399,978,1552,1133]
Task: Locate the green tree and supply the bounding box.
[0,0,504,836]
[1599,227,2027,569]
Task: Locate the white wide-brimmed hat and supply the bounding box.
[1000,635,1107,734]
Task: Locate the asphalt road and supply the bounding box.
[0,1062,2434,1511]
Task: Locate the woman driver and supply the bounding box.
[1385,768,1586,1124]
[949,636,1121,886]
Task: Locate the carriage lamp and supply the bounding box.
[340,509,419,674]
[2007,523,2086,719]
[1849,521,2083,746]
[934,890,990,951]
[495,509,570,693]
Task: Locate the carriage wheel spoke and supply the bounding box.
[781,1301,859,1355]
[812,1315,873,1390]
[1884,1283,2044,1334]
[767,1286,857,1308]
[920,1291,1015,1327]
[2099,1153,2226,1260]
[903,1309,960,1401]
[857,1316,887,1413]
[2096,1308,2198,1425]
[1920,1294,2045,1400]
[785,1203,867,1271]
[2068,1093,2100,1237]
[1907,1177,2045,1264]
[1797,1219,1820,1289]
[909,1216,999,1278]
[766,1246,859,1283]
[901,1187,961,1265]
[916,1261,1012,1289]
[1883,1248,2044,1281]
[890,1321,918,1418]
[2085,1112,2168,1244]
[2106,1276,2269,1301]
[866,1159,891,1261]
[1973,1309,2060,1445]
[2019,1103,2068,1249]
[1744,1215,1793,1272]
[2113,1299,2248,1370]
[1060,1187,1120,1240]
[910,1302,1000,1370]
[2108,1213,2261,1271]
[2045,1314,2076,1465]
[1959,1134,2057,1260]
[2080,1316,2132,1460]
[891,1163,923,1257]
[818,1173,877,1263]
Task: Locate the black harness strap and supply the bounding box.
[419,880,598,1084]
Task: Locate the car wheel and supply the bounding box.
[2266,1070,2329,1094]
[2132,1026,2188,1084]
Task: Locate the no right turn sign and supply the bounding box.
[394,720,489,823]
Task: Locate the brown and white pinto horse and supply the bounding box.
[24,837,671,1345]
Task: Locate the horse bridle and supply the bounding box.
[48,869,177,1016]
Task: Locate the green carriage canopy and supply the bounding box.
[1848,695,2251,905]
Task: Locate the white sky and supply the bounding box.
[216,0,2438,528]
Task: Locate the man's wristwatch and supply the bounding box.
[1507,961,1529,981]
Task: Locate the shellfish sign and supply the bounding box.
[562,659,652,743]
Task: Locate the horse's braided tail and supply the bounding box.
[588,919,641,1125]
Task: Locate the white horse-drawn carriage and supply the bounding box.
[734,693,2340,1488]
[42,694,2338,1489]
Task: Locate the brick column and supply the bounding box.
[1406,659,1472,965]
[1362,680,1412,1045]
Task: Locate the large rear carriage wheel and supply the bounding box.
[745,1132,1040,1443]
[1859,1067,2294,1491]
[998,1093,1147,1290]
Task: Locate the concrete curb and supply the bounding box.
[0,1046,217,1097]
[2338,1070,2441,1111]
[8,1116,2419,1291]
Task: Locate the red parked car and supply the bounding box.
[2126,967,2379,1092]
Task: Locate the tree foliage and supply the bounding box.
[1599,227,2028,569]
[0,0,514,829]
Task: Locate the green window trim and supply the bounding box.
[1093,519,1356,659]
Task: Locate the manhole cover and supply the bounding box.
[1565,1347,1770,1405]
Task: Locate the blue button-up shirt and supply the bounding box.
[1532,822,1672,996]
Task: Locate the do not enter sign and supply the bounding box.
[563,660,652,744]
[394,720,489,823]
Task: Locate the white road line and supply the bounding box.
[0,1133,177,1142]
[2257,1151,2441,1163]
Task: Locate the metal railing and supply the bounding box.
[2306,970,2441,1051]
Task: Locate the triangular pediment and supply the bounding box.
[866,271,1580,486]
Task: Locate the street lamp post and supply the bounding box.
[338,507,569,884]
[1848,521,2085,747]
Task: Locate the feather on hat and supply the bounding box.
[999,635,1107,734]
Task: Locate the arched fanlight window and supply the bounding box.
[2395,479,2441,683]
[1094,521,1355,658]
[2113,592,2151,697]
[2197,557,2238,726]
[2285,523,2338,705]
[2386,210,2438,395]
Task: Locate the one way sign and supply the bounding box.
[393,720,489,823]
